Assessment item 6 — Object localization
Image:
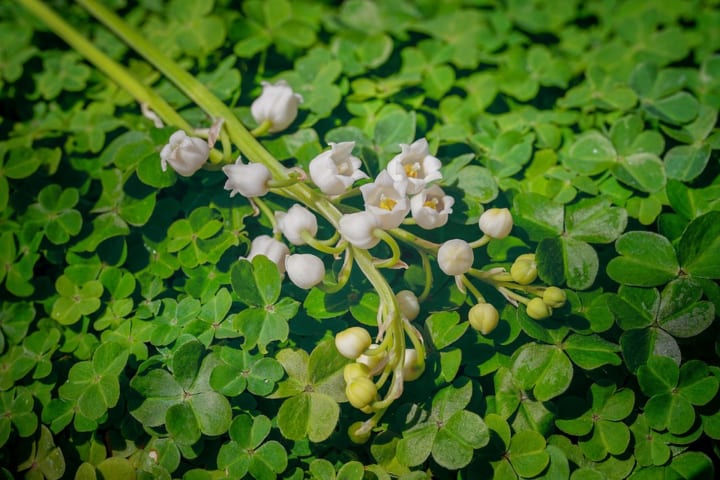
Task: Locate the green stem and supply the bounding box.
[468,234,491,249]
[389,227,440,254]
[251,119,273,137]
[372,230,402,269]
[17,0,191,132]
[417,251,433,302]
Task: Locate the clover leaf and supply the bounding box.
[397,382,489,470]
[270,339,348,442]
[231,256,299,353]
[0,387,37,448]
[638,356,719,435]
[130,340,231,445]
[216,414,288,479]
[210,346,284,397]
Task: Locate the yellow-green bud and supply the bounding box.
[345,377,377,409]
[402,349,425,381]
[511,254,537,285]
[542,286,566,309]
[335,327,372,360]
[527,297,552,320]
[396,290,420,321]
[343,363,370,384]
[348,421,372,444]
[468,303,500,335]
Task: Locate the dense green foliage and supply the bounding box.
[1,0,719,478]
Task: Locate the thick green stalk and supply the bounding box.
[17,0,191,132]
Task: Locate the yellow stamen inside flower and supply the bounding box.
[423,198,439,210]
[379,194,397,211]
[404,162,421,178]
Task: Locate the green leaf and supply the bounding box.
[565,198,627,243]
[512,344,573,401]
[566,131,617,175]
[607,232,679,286]
[425,312,467,350]
[678,211,720,279]
[564,334,621,369]
[613,152,666,193]
[506,430,549,478]
[432,410,488,469]
[277,392,339,442]
[621,327,681,373]
[664,144,712,182]
[513,193,564,241]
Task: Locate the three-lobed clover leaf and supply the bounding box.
[270,339,348,443]
[16,425,65,480]
[638,356,719,435]
[210,346,284,397]
[397,382,489,470]
[22,184,82,245]
[130,340,232,446]
[0,387,37,448]
[216,414,288,480]
[609,277,715,372]
[516,194,627,290]
[231,256,299,353]
[50,274,103,326]
[556,383,635,461]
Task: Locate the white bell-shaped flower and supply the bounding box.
[251,80,303,133]
[309,141,368,195]
[386,138,442,195]
[335,327,372,360]
[437,239,474,276]
[396,290,420,321]
[285,254,325,289]
[410,185,454,230]
[160,130,210,177]
[275,204,318,245]
[338,211,381,249]
[360,170,410,230]
[244,235,290,273]
[478,208,513,239]
[222,159,272,198]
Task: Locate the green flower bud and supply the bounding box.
[510,254,537,285]
[345,377,377,409]
[343,363,370,384]
[396,289,420,321]
[348,421,372,444]
[527,297,552,320]
[542,286,566,309]
[335,327,372,360]
[468,303,500,335]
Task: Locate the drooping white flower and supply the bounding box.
[478,208,513,239]
[410,185,454,230]
[160,130,210,177]
[285,254,325,289]
[360,170,410,230]
[275,204,318,245]
[222,159,272,198]
[244,235,290,273]
[396,290,420,321]
[309,141,368,195]
[338,211,381,249]
[386,138,442,195]
[437,239,474,276]
[251,80,303,133]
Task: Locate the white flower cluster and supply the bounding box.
[334,138,453,248]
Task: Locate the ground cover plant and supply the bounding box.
[1,0,720,478]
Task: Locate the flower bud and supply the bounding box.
[510,254,537,285]
[245,235,290,273]
[527,297,552,320]
[478,208,513,239]
[437,239,474,276]
[542,286,567,309]
[356,344,387,373]
[343,363,370,384]
[345,377,377,409]
[402,349,425,381]
[251,80,303,133]
[160,130,209,177]
[275,204,318,245]
[396,290,420,321]
[348,421,372,444]
[468,303,500,335]
[285,254,325,289]
[223,160,272,198]
[338,211,381,249]
[335,327,372,360]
